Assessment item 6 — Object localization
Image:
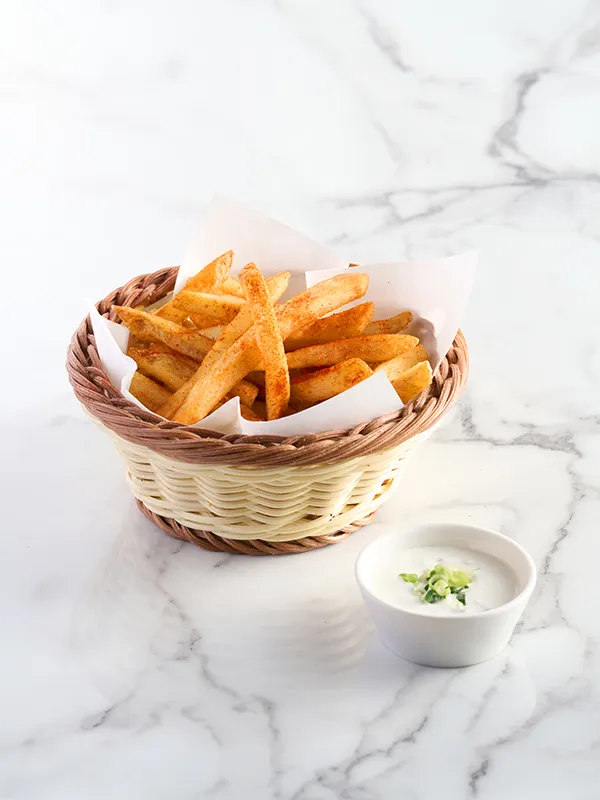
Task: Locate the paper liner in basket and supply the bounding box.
[90,195,477,436]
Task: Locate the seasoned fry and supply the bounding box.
[215,276,245,298]
[127,345,199,392]
[155,304,188,325]
[205,271,290,370]
[290,358,372,406]
[156,250,233,321]
[247,371,265,388]
[240,404,263,421]
[374,344,428,383]
[250,400,267,420]
[392,361,433,403]
[364,311,412,336]
[196,326,224,339]
[113,306,214,361]
[171,291,245,328]
[114,251,437,426]
[284,302,374,351]
[228,380,259,408]
[128,342,257,408]
[129,372,171,412]
[172,272,369,424]
[239,263,289,420]
[284,334,418,370]
[159,271,290,419]
[182,250,233,293]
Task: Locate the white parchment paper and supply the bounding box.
[90,196,477,435]
[305,252,478,371]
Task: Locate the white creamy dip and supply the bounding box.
[372,545,519,615]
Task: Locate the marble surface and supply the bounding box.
[2,1,600,797]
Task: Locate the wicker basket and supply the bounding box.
[67,266,469,555]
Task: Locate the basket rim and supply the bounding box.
[66,265,469,467]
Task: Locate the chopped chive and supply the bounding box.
[399,573,419,584]
[399,561,475,606]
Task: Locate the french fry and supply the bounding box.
[172,272,369,424]
[113,306,214,361]
[247,371,265,387]
[159,271,290,419]
[228,380,259,408]
[392,361,433,403]
[171,291,245,328]
[289,358,372,406]
[284,334,418,370]
[205,271,290,369]
[284,302,374,351]
[129,372,171,412]
[181,250,233,293]
[155,304,189,325]
[129,342,257,407]
[127,334,149,349]
[239,263,289,420]
[374,344,428,383]
[127,345,199,392]
[155,250,233,322]
[240,404,263,421]
[250,400,267,420]
[196,326,224,339]
[215,275,244,298]
[364,311,412,335]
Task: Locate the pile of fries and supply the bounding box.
[113,251,433,424]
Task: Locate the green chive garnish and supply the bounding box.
[398,563,475,607]
[399,573,419,584]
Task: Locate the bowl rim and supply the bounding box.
[355,522,537,621]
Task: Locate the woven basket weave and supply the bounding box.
[67,266,469,555]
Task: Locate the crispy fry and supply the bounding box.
[196,326,224,339]
[228,380,259,408]
[284,334,418,370]
[159,271,290,419]
[289,358,372,406]
[239,263,289,420]
[182,250,233,293]
[156,250,233,321]
[114,306,214,361]
[392,361,433,403]
[127,334,149,349]
[205,271,290,370]
[172,272,369,424]
[374,344,428,382]
[129,339,256,408]
[129,372,171,412]
[127,345,199,392]
[284,302,374,351]
[364,311,412,336]
[247,371,265,387]
[250,400,267,420]
[155,304,189,325]
[240,404,263,421]
[171,291,245,328]
[215,275,244,298]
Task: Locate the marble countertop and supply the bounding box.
[2,1,600,798]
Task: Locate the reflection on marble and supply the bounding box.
[2,0,600,797]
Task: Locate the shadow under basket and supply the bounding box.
[66,266,469,556]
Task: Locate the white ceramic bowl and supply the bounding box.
[355,523,536,668]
